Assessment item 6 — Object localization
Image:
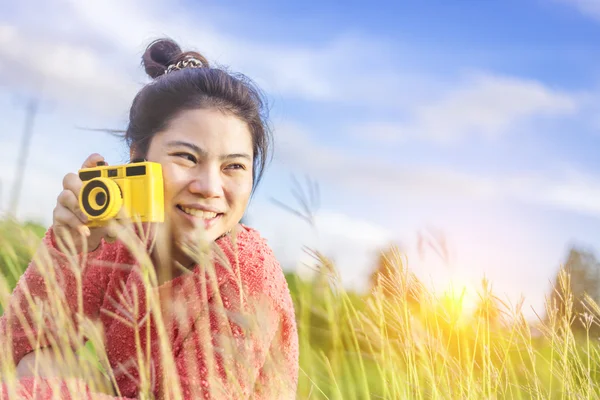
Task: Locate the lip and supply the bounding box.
[175,204,224,230]
[177,204,223,214]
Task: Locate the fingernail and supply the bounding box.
[83,226,91,237]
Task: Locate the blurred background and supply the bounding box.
[2,0,600,321]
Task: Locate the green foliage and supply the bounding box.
[282,241,600,398]
[548,246,600,337]
[0,218,46,301]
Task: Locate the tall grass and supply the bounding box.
[1,216,600,399]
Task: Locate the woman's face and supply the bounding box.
[144,108,254,248]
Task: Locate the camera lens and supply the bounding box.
[80,178,123,222]
[95,192,106,207]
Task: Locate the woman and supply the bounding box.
[0,38,299,399]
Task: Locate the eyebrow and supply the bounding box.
[166,140,252,161]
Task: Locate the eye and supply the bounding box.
[225,163,246,171]
[171,152,197,163]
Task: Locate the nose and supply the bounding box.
[188,165,224,198]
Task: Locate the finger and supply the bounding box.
[81,153,106,169]
[62,172,83,196]
[104,225,118,243]
[54,207,90,237]
[107,223,119,238]
[57,190,88,223]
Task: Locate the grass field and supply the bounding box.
[1,217,599,399]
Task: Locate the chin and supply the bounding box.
[178,224,229,245]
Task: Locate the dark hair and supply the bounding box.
[126,38,272,191]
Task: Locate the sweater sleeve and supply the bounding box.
[0,226,115,368]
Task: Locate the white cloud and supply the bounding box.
[0,0,450,121]
[0,24,139,117]
[275,121,600,219]
[3,0,583,149]
[56,0,433,107]
[246,202,395,291]
[556,0,600,20]
[350,72,579,144]
[275,121,503,201]
[0,0,361,110]
[520,168,600,217]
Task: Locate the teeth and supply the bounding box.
[180,207,218,219]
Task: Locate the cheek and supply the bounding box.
[161,165,187,205]
[225,179,252,208]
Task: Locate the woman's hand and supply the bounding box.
[15,347,60,378]
[15,347,117,395]
[52,153,114,254]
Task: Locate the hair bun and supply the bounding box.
[142,38,183,79]
[142,38,210,79]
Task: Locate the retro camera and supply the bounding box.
[78,159,165,228]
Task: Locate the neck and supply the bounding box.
[149,227,236,286]
[150,240,196,285]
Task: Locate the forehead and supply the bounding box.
[158,108,252,151]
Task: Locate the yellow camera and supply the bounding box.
[78,159,165,228]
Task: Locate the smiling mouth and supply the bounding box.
[176,205,223,219]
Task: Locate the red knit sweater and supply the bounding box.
[0,225,299,399]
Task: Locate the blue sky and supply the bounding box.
[1,0,600,319]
